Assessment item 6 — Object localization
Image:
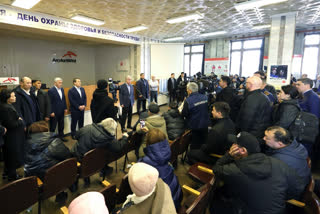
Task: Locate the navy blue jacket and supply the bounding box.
[68,87,87,112]
[299,90,320,118]
[182,92,210,129]
[136,78,149,100]
[140,139,182,209]
[266,140,311,190]
[48,87,67,117]
[119,84,134,107]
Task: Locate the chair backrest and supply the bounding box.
[178,130,192,156]
[80,148,107,178]
[303,192,320,214]
[42,158,78,200]
[128,132,143,153]
[99,184,117,211]
[170,136,181,165]
[0,176,39,214]
[116,174,132,205]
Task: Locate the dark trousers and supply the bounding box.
[70,111,84,136]
[169,91,176,103]
[150,91,158,103]
[137,99,146,114]
[190,128,208,150]
[50,114,65,137]
[121,104,132,130]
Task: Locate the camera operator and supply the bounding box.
[108,78,120,102]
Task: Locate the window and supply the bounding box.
[230,39,264,77]
[184,44,204,76]
[301,34,320,79]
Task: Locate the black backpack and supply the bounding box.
[289,107,319,145]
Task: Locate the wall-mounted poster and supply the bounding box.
[270,65,288,80]
[204,58,229,78]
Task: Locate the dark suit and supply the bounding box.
[136,78,149,114]
[299,89,320,118]
[68,87,87,136]
[48,87,67,137]
[35,89,51,120]
[119,83,134,130]
[167,78,177,102]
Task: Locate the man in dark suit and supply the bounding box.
[136,73,149,114]
[119,76,134,132]
[48,77,68,141]
[167,73,177,102]
[32,80,51,121]
[68,78,87,139]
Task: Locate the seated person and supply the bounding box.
[163,101,185,141]
[139,128,182,209]
[211,132,304,214]
[264,126,310,189]
[117,162,176,214]
[69,192,109,214]
[187,102,236,165]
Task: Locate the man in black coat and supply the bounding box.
[91,79,117,123]
[211,132,304,214]
[136,73,149,114]
[13,77,40,127]
[68,78,87,139]
[48,77,67,141]
[254,71,277,102]
[167,73,177,102]
[236,76,271,140]
[32,80,51,121]
[177,72,187,102]
[187,102,236,165]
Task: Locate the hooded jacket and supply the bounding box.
[212,153,304,214]
[163,109,185,140]
[272,99,300,129]
[140,139,182,209]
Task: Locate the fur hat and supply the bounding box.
[128,163,159,197]
[68,192,109,214]
[99,118,117,136]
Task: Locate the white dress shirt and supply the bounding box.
[74,86,82,98]
[55,86,63,100]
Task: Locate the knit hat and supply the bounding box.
[128,163,159,197]
[148,103,159,114]
[97,79,108,89]
[227,132,261,154]
[68,192,109,214]
[99,118,117,136]
[139,111,149,120]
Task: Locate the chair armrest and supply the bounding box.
[210,154,223,158]
[286,199,305,208]
[197,166,214,175]
[102,180,119,192]
[60,206,69,214]
[77,162,81,167]
[182,185,200,196]
[37,177,43,187]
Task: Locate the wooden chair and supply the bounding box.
[99,183,117,211]
[188,162,214,184]
[178,130,192,164]
[0,176,39,214]
[122,133,143,172]
[78,148,107,179]
[170,136,181,167]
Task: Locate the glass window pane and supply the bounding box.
[184,55,190,75]
[302,47,319,79]
[184,46,190,53]
[305,35,320,45]
[243,39,263,49]
[242,50,261,77]
[190,54,203,76]
[230,51,241,75]
[232,41,242,50]
[191,45,204,53]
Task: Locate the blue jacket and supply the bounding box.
[266,140,311,189]
[299,90,320,118]
[136,78,149,100]
[119,84,134,107]
[140,139,182,209]
[68,87,87,112]
[48,87,67,117]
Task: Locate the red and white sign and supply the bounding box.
[0,77,19,85]
[204,58,229,77]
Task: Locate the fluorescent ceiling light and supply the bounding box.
[123,25,148,33]
[252,24,271,29]
[235,0,288,11]
[163,37,184,42]
[71,15,105,26]
[200,31,227,37]
[166,12,203,24]
[12,0,41,9]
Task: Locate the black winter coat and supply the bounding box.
[272,99,300,129]
[0,124,5,147]
[36,89,51,120]
[90,88,117,123]
[163,109,185,140]
[236,90,272,139]
[216,87,242,121]
[212,153,304,214]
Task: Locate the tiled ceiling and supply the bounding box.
[1,0,320,41]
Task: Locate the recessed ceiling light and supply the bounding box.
[199,31,227,37]
[166,12,204,24]
[252,24,271,29]
[71,15,105,26]
[163,37,184,42]
[123,25,148,33]
[235,0,288,11]
[12,0,41,9]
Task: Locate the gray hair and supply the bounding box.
[126,75,132,81]
[187,82,198,93]
[54,77,63,82]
